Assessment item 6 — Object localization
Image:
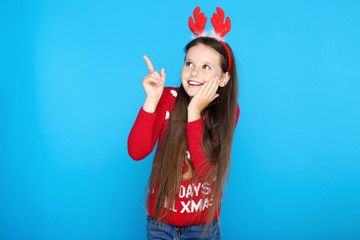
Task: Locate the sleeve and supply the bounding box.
[186,104,240,175]
[235,104,240,129]
[186,119,210,174]
[127,91,168,161]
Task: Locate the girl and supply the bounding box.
[128,7,240,240]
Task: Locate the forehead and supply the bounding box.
[186,44,221,64]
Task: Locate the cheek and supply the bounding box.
[181,67,189,77]
[203,73,222,82]
[201,71,213,79]
[180,69,186,81]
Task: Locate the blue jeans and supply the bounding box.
[146,216,221,240]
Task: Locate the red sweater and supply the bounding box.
[128,87,240,226]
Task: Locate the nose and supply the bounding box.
[191,67,199,78]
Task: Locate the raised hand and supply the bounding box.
[142,55,166,99]
[142,55,166,113]
[187,77,220,122]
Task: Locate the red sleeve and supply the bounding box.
[127,92,168,161]
[235,104,240,129]
[186,104,240,175]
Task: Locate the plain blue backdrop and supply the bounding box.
[1,0,360,239]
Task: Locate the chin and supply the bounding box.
[183,86,199,98]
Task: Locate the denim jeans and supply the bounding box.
[146,216,221,240]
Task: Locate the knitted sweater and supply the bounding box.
[128,87,240,226]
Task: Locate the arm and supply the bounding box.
[187,104,240,175]
[127,92,167,160]
[127,55,166,160]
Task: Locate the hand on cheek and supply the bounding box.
[187,77,220,122]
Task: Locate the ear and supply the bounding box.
[219,72,230,87]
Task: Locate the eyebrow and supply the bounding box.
[185,58,213,66]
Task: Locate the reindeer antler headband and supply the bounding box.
[189,7,232,71]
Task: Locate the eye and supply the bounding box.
[203,64,211,70]
[185,61,193,67]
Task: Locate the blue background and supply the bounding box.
[1,0,360,239]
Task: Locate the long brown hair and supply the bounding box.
[147,37,238,226]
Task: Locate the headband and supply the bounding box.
[189,7,232,71]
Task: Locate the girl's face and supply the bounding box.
[181,44,229,98]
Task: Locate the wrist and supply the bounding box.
[143,97,160,113]
[187,103,200,112]
[187,109,201,122]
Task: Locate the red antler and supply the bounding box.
[189,6,207,35]
[211,7,231,38]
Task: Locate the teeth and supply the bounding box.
[189,81,202,86]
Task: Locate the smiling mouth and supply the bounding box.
[188,81,203,86]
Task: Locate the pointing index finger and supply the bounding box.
[143,55,154,73]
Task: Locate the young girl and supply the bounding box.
[128,7,240,239]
